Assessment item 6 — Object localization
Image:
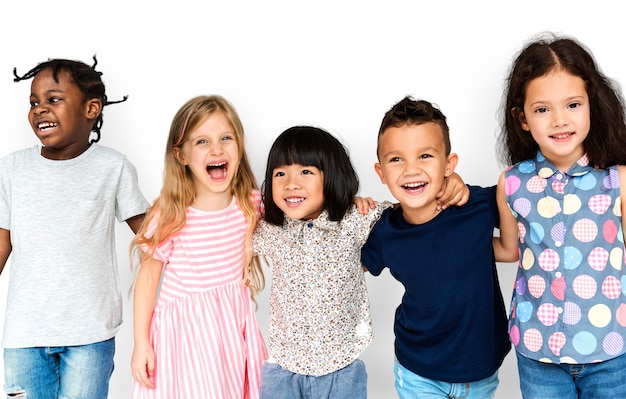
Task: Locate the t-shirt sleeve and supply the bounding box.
[361,215,386,276]
[115,157,149,223]
[141,212,171,264]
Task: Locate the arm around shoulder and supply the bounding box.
[493,171,519,263]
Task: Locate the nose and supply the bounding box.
[403,160,422,176]
[31,103,48,115]
[551,108,568,127]
[209,140,224,155]
[284,175,300,190]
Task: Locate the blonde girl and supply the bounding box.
[130,95,266,398]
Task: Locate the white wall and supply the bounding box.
[0,1,624,398]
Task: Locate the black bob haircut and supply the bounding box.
[262,125,359,226]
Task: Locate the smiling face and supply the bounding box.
[174,111,240,210]
[28,68,101,160]
[520,69,590,171]
[375,122,457,224]
[271,163,325,221]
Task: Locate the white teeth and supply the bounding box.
[404,182,426,188]
[552,133,572,139]
[285,198,304,203]
[207,162,226,168]
[38,122,57,129]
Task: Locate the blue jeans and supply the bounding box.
[394,359,499,399]
[3,338,115,399]
[259,359,367,399]
[517,351,626,399]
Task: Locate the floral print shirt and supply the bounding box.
[253,202,391,376]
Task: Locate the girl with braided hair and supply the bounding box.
[0,56,149,398]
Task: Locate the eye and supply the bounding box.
[273,170,285,178]
[301,169,314,175]
[222,134,235,142]
[49,97,61,104]
[419,154,433,159]
[195,139,207,145]
[567,102,581,109]
[534,106,548,114]
[388,156,402,163]
[29,100,39,108]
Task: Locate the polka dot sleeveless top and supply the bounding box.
[505,151,626,364]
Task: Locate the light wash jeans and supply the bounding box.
[260,358,367,399]
[517,351,626,399]
[394,358,499,399]
[3,337,115,399]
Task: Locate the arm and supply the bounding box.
[0,228,11,275]
[492,171,520,262]
[126,214,146,235]
[437,172,470,210]
[619,166,626,243]
[130,255,163,389]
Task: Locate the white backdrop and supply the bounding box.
[1,1,625,398]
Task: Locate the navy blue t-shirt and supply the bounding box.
[362,185,510,382]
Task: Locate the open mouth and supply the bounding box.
[37,122,58,132]
[285,197,305,204]
[550,132,574,141]
[206,162,228,180]
[402,182,427,194]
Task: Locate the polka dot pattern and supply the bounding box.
[506,153,626,364]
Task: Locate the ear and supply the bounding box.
[173,147,188,166]
[374,162,386,184]
[512,107,530,131]
[444,153,459,178]
[85,98,102,120]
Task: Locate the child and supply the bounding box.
[0,57,148,398]
[493,33,626,398]
[253,125,469,399]
[130,95,267,398]
[361,97,511,399]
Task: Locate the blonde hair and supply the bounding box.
[131,95,264,302]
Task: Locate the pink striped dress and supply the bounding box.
[132,194,267,399]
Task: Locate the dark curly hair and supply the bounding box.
[13,55,128,143]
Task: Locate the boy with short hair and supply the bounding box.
[362,96,511,399]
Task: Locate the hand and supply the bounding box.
[436,173,469,210]
[354,196,376,214]
[131,341,156,389]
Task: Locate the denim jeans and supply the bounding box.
[394,358,499,399]
[3,337,115,399]
[259,358,367,399]
[516,351,626,399]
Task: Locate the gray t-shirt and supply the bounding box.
[0,144,149,348]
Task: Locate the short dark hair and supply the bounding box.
[378,96,451,159]
[262,126,359,225]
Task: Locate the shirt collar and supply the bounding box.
[284,210,339,231]
[533,150,592,179]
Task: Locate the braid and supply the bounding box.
[13,55,128,143]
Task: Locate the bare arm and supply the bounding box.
[437,172,470,210]
[493,171,520,263]
[0,228,11,275]
[619,166,626,244]
[130,255,163,389]
[126,214,146,235]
